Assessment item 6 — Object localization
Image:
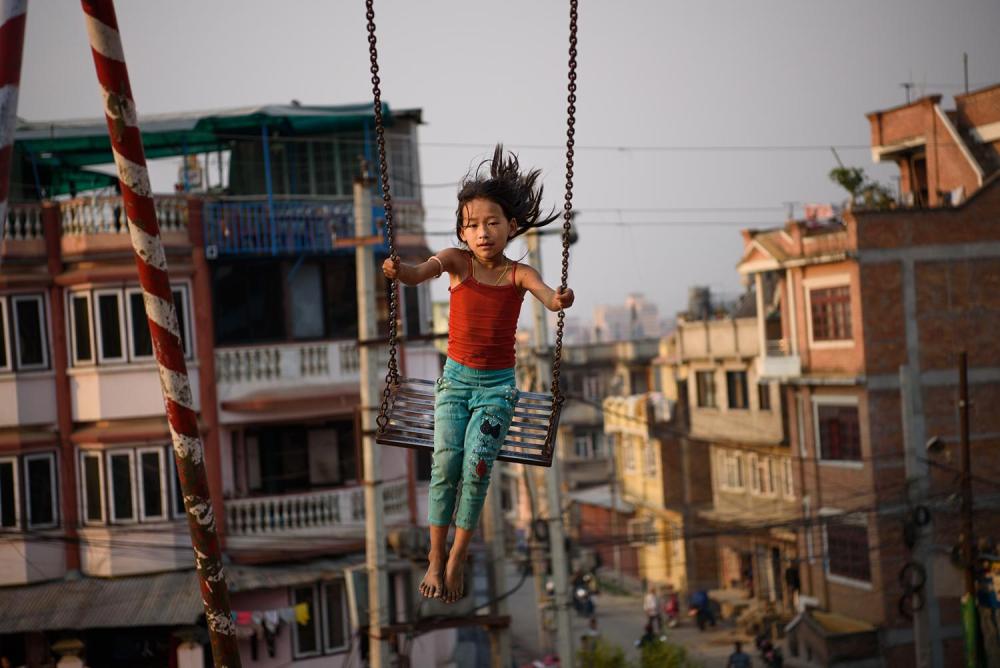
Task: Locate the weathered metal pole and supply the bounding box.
[0,0,27,257]
[79,2,240,666]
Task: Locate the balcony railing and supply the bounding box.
[3,203,44,241]
[203,197,362,257]
[758,339,801,379]
[225,478,410,540]
[215,339,362,387]
[60,195,188,235]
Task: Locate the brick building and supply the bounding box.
[737,83,1000,665]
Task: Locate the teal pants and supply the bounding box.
[428,358,518,530]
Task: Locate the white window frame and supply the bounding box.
[0,455,20,530]
[67,291,96,366]
[0,298,11,373]
[136,447,168,522]
[321,578,351,654]
[23,452,58,529]
[124,287,156,362]
[812,396,863,469]
[803,274,854,350]
[11,294,49,371]
[820,510,873,590]
[782,458,795,499]
[106,450,138,524]
[79,450,106,526]
[94,289,127,364]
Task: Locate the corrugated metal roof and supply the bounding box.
[0,570,203,633]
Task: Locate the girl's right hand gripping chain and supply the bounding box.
[382,257,400,280]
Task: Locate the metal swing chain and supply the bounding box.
[546,0,579,449]
[366,0,400,434]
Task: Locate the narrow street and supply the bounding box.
[505,565,769,667]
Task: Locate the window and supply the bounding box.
[0,457,18,529]
[12,295,47,370]
[289,263,325,340]
[107,451,136,523]
[293,585,321,658]
[402,285,424,338]
[322,580,350,653]
[388,135,419,200]
[720,451,744,490]
[761,457,776,496]
[81,451,105,524]
[582,375,603,402]
[293,581,351,658]
[24,453,57,529]
[817,403,861,462]
[695,370,716,408]
[726,371,748,409]
[126,289,154,360]
[74,285,192,366]
[137,448,167,521]
[85,447,180,525]
[758,382,771,411]
[627,517,656,546]
[0,299,8,371]
[574,434,594,459]
[782,458,795,499]
[810,286,852,342]
[826,520,871,583]
[95,290,126,363]
[69,292,95,364]
[644,441,658,476]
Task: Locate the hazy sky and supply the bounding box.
[18,0,1000,323]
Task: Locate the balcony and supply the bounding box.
[214,339,384,422]
[59,195,190,256]
[225,478,410,550]
[2,203,46,259]
[757,338,802,379]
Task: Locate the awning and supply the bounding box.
[220,383,359,415]
[0,570,203,633]
[15,103,406,168]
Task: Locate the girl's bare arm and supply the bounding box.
[382,248,464,286]
[518,264,575,312]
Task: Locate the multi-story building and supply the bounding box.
[659,293,799,613]
[737,84,1000,665]
[0,104,458,667]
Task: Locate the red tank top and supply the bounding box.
[447,254,525,370]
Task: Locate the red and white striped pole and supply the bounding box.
[79,3,241,666]
[0,0,27,255]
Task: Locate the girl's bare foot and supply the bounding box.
[443,553,466,603]
[419,554,445,599]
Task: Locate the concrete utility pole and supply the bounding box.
[526,230,575,668]
[483,479,512,667]
[354,175,390,667]
[899,364,940,668]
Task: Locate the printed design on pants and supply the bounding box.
[474,414,504,478]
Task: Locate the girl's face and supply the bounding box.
[458,197,516,262]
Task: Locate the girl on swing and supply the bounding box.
[382,145,575,602]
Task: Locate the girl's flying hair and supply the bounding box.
[455,144,559,243]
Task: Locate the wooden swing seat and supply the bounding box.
[375,378,560,467]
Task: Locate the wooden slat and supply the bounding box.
[377,378,559,466]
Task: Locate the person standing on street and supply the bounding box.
[643,586,661,632]
[727,641,752,668]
